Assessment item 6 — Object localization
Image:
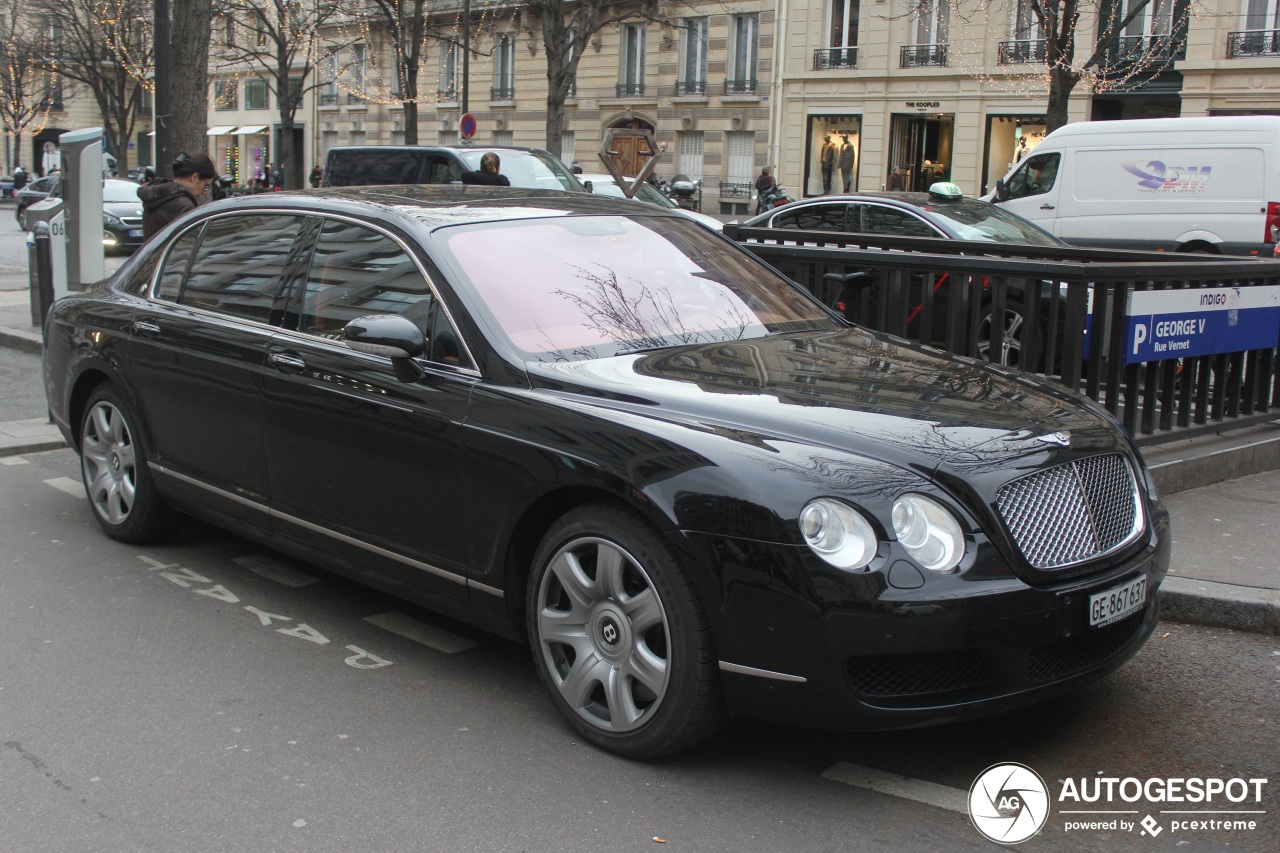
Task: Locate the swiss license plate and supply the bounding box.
[128,229,144,237]
[1089,576,1147,628]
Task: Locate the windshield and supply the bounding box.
[459,149,584,192]
[923,199,1062,246]
[586,177,678,210]
[437,214,840,362]
[103,182,141,203]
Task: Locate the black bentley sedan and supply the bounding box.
[43,186,1170,758]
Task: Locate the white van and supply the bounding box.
[987,116,1280,256]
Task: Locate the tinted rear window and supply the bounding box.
[326,150,433,186]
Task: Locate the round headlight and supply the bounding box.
[799,498,877,570]
[103,213,121,226]
[891,494,965,573]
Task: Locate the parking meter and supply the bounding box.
[25,197,67,325]
[59,127,106,291]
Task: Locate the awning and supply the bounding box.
[206,125,238,136]
[234,125,268,135]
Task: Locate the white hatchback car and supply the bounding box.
[578,173,723,231]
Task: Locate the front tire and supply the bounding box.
[527,504,727,758]
[79,385,175,543]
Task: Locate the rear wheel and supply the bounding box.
[79,385,175,542]
[527,504,727,758]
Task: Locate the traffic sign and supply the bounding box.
[460,113,477,139]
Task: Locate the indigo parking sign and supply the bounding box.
[1125,286,1280,364]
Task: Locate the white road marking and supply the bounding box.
[822,762,969,814]
[0,457,29,466]
[44,477,85,497]
[364,611,478,653]
[232,554,319,588]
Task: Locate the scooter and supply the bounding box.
[755,183,795,212]
[665,173,702,211]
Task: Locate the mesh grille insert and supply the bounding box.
[847,649,991,698]
[997,454,1142,569]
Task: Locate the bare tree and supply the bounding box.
[520,0,665,155]
[33,0,154,173]
[363,0,431,145]
[171,0,213,164]
[0,1,59,171]
[940,0,1192,131]
[215,0,353,189]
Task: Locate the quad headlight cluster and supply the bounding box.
[800,493,965,574]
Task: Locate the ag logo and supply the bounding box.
[969,763,1050,845]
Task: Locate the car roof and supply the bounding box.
[197,184,688,230]
[327,145,558,156]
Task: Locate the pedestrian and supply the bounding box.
[12,164,27,192]
[754,166,774,214]
[269,162,284,191]
[887,165,903,191]
[309,165,323,188]
[460,152,510,186]
[138,151,217,239]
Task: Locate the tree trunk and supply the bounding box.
[403,100,419,145]
[170,0,212,164]
[1045,66,1079,133]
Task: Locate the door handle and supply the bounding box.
[129,320,161,337]
[1040,204,1055,210]
[267,352,307,373]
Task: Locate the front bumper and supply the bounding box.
[685,508,1170,732]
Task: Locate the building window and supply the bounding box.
[677,131,704,182]
[245,78,268,110]
[1230,0,1280,55]
[440,42,458,101]
[391,130,405,146]
[816,0,859,69]
[492,34,515,100]
[726,16,758,94]
[321,130,338,160]
[222,15,235,47]
[215,79,237,110]
[280,76,302,110]
[560,131,576,169]
[349,45,367,103]
[617,24,645,97]
[721,131,755,215]
[677,18,707,95]
[320,52,339,105]
[1103,0,1186,62]
[349,129,366,146]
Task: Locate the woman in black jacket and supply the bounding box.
[138,152,217,239]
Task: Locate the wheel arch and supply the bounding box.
[67,367,116,451]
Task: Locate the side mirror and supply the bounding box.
[995,178,1009,202]
[343,314,427,382]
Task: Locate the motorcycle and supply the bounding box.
[755,183,795,212]
[661,173,702,211]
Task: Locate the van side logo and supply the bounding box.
[1121,159,1212,192]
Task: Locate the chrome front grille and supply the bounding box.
[996,454,1143,569]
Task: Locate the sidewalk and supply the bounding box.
[1,274,1277,635]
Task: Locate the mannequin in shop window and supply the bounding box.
[820,136,835,194]
[839,135,855,193]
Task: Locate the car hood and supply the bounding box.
[104,199,143,216]
[524,328,1126,480]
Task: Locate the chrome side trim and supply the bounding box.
[718,661,807,683]
[151,462,270,513]
[469,580,505,599]
[150,462,469,588]
[270,507,468,587]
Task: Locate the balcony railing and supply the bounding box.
[1227,30,1280,57]
[814,47,859,69]
[318,92,338,106]
[436,87,457,102]
[900,44,948,67]
[997,39,1047,64]
[616,82,645,97]
[1103,34,1186,65]
[490,86,514,100]
[724,78,757,95]
[675,79,707,95]
[346,92,365,105]
[718,181,752,198]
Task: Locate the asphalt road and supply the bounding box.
[2,447,1277,852]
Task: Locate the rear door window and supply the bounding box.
[861,204,940,238]
[772,203,853,231]
[175,214,306,323]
